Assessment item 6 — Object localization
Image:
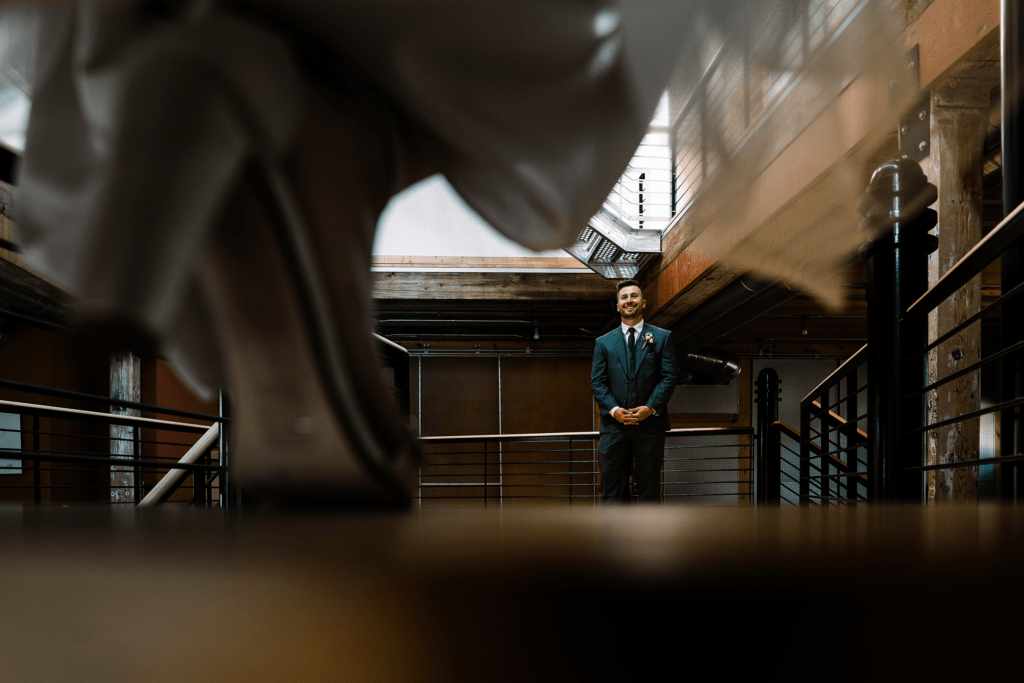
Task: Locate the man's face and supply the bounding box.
[616,285,645,320]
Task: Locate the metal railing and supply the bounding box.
[0,378,227,507]
[754,358,868,506]
[668,0,870,221]
[757,0,1024,502]
[898,202,1024,496]
[417,427,753,505]
[798,346,869,504]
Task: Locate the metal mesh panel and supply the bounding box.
[753,359,840,503]
[668,379,739,414]
[593,240,620,263]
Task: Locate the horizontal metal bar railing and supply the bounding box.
[0,425,204,448]
[906,395,1024,435]
[904,279,1024,362]
[0,377,224,423]
[0,381,224,508]
[8,448,221,472]
[421,427,752,445]
[421,449,744,461]
[419,428,753,504]
[905,338,1024,398]
[0,398,211,434]
[421,468,751,478]
[906,199,1024,318]
[903,454,1024,472]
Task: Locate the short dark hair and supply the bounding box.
[616,279,643,300]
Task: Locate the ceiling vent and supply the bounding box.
[565,209,661,279]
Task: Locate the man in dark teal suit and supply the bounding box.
[591,280,678,504]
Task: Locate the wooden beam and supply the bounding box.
[0,215,75,311]
[372,256,584,269]
[904,0,1000,89]
[921,79,993,502]
[372,271,616,301]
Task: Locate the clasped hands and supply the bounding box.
[613,406,653,425]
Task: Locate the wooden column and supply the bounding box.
[921,84,990,502]
[110,352,140,504]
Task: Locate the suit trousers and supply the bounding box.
[597,426,665,504]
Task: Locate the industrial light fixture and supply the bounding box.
[565,208,661,279]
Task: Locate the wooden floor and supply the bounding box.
[1,504,1022,681]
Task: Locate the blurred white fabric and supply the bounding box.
[0,0,909,330]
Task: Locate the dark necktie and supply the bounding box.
[628,328,636,374]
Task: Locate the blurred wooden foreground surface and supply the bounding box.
[1,505,1021,681]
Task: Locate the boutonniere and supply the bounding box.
[642,332,655,350]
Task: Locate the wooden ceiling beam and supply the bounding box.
[0,211,76,314]
[372,271,617,301]
[372,255,584,269]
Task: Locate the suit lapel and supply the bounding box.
[632,327,653,378]
[616,330,629,375]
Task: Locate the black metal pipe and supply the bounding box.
[859,159,936,501]
[1001,0,1024,500]
[678,347,742,384]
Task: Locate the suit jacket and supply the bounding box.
[591,323,678,434]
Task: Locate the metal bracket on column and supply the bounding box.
[896,45,930,161]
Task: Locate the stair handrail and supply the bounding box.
[137,422,220,508]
